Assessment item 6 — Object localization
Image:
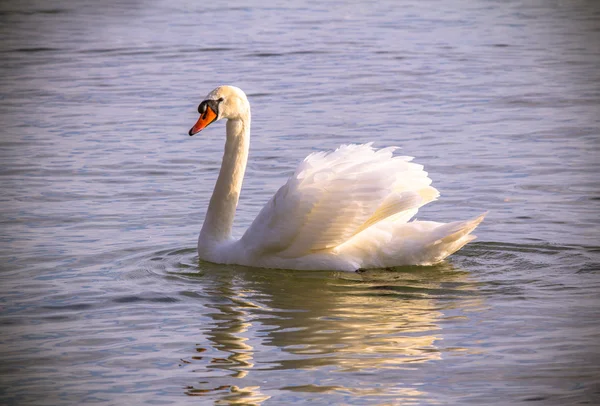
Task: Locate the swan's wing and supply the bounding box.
[239,144,438,258]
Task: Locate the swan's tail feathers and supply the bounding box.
[345,212,487,268]
[427,212,487,261]
[434,212,486,245]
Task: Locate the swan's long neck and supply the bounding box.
[199,116,250,246]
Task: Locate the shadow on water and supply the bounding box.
[165,256,483,404]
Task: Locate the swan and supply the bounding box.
[188,85,485,271]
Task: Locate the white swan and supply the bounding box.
[188,85,485,271]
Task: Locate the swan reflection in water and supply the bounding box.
[183,261,482,403]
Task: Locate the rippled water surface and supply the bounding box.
[1,0,600,404]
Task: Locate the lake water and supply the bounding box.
[1,0,599,404]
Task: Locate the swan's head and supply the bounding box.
[188,85,249,136]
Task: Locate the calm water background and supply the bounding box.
[1,0,600,404]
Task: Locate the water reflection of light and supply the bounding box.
[268,278,444,372]
[184,267,271,402]
[184,262,481,403]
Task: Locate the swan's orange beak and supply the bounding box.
[189,106,217,136]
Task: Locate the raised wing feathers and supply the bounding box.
[239,144,437,258]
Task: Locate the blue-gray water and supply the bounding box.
[1,0,600,404]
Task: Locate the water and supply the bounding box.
[1,0,599,404]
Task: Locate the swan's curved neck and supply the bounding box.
[199,116,250,247]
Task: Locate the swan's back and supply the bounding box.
[237,143,457,268]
